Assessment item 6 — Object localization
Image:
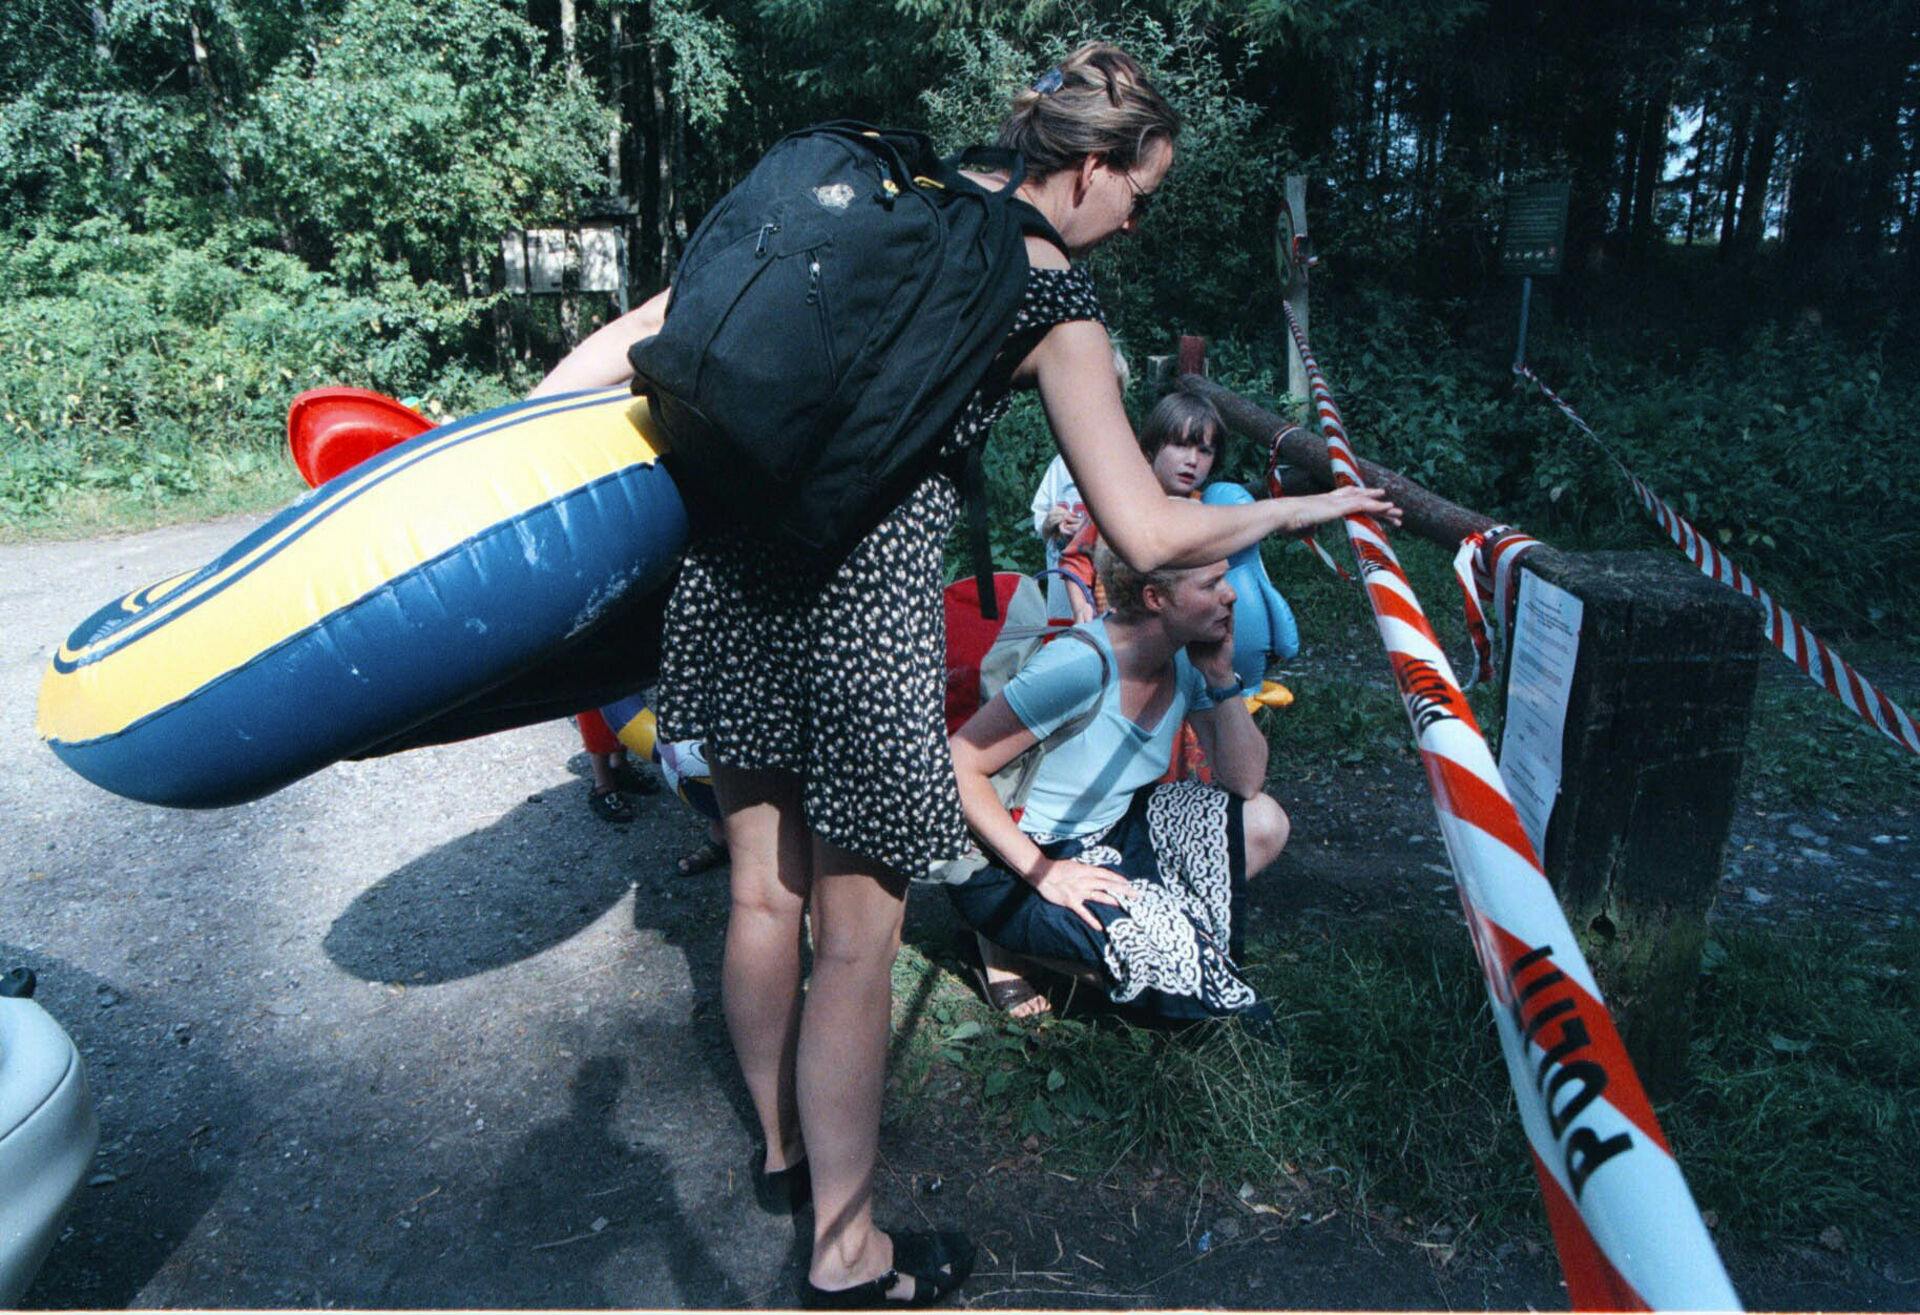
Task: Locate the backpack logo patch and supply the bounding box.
[812,183,855,211]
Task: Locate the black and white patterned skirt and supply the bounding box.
[949,780,1265,1022]
[654,471,971,879]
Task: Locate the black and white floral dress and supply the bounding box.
[655,266,1104,879]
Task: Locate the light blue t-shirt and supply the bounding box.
[1001,618,1208,838]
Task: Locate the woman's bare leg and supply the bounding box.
[1243,793,1292,877]
[799,837,911,1293]
[712,764,811,1172]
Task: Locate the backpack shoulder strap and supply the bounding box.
[1034,628,1111,748]
[945,144,1068,255]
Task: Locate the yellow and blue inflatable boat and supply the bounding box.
[37,387,685,808]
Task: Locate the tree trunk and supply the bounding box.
[651,17,676,282]
[607,3,625,198]
[1614,93,1640,239]
[1377,58,1394,181]
[1352,51,1375,187]
[1629,81,1669,255]
[1564,61,1623,274]
[1684,104,1714,244]
[1733,94,1780,254]
[90,2,111,64]
[1852,21,1913,257]
[187,8,239,201]
[670,86,689,250]
[90,2,126,189]
[1717,100,1749,251]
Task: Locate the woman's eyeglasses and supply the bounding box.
[1119,170,1156,222]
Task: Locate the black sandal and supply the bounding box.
[752,1146,812,1215]
[588,786,634,824]
[969,964,1051,1018]
[801,1230,975,1309]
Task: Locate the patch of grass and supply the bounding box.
[0,457,305,543]
[895,918,1920,1253]
[1666,922,1920,1244]
[893,924,1537,1243]
[1264,672,1418,776]
[1737,656,1920,818]
[1262,531,1506,774]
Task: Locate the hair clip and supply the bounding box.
[1032,67,1064,95]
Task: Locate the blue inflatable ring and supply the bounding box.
[36,387,686,808]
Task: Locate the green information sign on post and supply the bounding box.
[1503,180,1570,369]
[1502,181,1570,276]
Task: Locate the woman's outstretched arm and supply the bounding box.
[1026,318,1400,571]
[527,288,671,398]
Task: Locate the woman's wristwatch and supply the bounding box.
[1194,679,1245,712]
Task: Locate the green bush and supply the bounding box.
[0,220,514,527]
[1514,326,1920,636]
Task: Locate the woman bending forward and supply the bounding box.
[532,41,1398,1308]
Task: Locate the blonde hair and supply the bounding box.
[1094,542,1187,621]
[996,42,1181,179]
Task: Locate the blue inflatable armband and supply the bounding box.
[1201,482,1301,692]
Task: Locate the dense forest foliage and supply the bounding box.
[3,0,1917,633]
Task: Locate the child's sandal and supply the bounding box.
[588,786,634,824]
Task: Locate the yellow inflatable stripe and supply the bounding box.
[40,391,660,743]
[123,571,195,612]
[64,388,633,665]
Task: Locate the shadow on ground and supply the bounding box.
[375,1052,759,1307]
[322,795,636,985]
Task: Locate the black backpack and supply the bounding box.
[629,121,1062,602]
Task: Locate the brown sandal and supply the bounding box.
[970,965,1050,1018]
[676,837,729,875]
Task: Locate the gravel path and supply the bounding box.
[3,515,795,1307]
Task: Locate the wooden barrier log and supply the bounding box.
[1183,374,1504,550]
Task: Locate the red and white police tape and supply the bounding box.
[1515,362,1919,757]
[1284,302,1739,1311]
[1451,525,1542,687]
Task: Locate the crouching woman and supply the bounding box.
[948,545,1290,1023]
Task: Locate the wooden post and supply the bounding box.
[1177,335,1208,377]
[1509,551,1762,1098]
[1282,175,1310,410]
[1146,355,1176,395]
[1195,377,1762,1097]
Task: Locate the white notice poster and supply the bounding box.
[576,228,623,293]
[1498,571,1583,858]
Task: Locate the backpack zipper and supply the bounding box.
[755,222,781,257]
[805,251,837,375]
